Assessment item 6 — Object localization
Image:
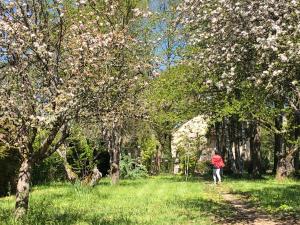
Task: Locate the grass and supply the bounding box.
[222,175,300,216]
[0,175,299,225]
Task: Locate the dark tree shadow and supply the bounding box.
[158,174,271,184]
[170,197,246,224]
[222,174,269,181]
[158,175,202,183]
[118,179,146,187]
[0,197,135,225]
[89,214,134,225]
[230,184,300,222]
[174,196,300,225]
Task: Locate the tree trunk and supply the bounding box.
[276,112,297,179]
[227,117,237,173]
[166,133,172,173]
[229,116,243,174]
[248,122,261,177]
[89,167,102,186]
[276,153,295,179]
[15,157,32,219]
[155,145,162,174]
[294,110,300,172]
[111,161,120,185]
[235,120,243,173]
[215,122,220,152]
[109,130,121,185]
[82,166,102,186]
[295,151,300,172]
[273,115,283,173]
[65,165,78,183]
[220,119,227,160]
[57,147,78,183]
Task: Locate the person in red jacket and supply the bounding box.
[211,151,225,184]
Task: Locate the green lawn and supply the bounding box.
[0,175,299,225]
[222,176,300,215]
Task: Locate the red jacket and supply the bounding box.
[211,155,225,169]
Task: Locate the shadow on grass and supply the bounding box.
[118,179,146,187]
[31,182,73,192]
[171,197,244,224]
[0,197,234,225]
[89,215,134,225]
[31,178,115,191]
[222,173,270,181]
[158,175,202,183]
[32,184,111,200]
[174,196,299,225]
[0,198,135,225]
[158,173,270,184]
[231,184,300,219]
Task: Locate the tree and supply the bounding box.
[79,0,153,184]
[142,64,202,173]
[178,0,300,179]
[0,0,149,217]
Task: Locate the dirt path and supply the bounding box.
[214,190,299,225]
[221,192,278,225]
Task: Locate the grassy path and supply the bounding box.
[0,176,299,225]
[221,192,282,225]
[215,177,300,225]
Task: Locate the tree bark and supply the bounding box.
[155,145,162,174]
[14,121,68,217]
[156,131,169,174]
[220,119,227,160]
[109,129,121,185]
[273,115,283,173]
[227,117,236,173]
[111,162,120,185]
[15,157,32,219]
[82,166,102,186]
[294,151,300,172]
[57,147,78,183]
[275,113,298,179]
[294,110,300,171]
[235,120,243,173]
[276,152,295,179]
[229,116,242,174]
[215,122,220,153]
[248,122,262,177]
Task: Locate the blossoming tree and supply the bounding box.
[0,0,151,217]
[178,0,300,178]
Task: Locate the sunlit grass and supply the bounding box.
[0,175,299,225]
[222,175,300,215]
[0,176,229,225]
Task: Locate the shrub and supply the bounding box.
[120,155,148,179]
[0,148,20,196]
[194,160,212,175]
[31,152,66,184]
